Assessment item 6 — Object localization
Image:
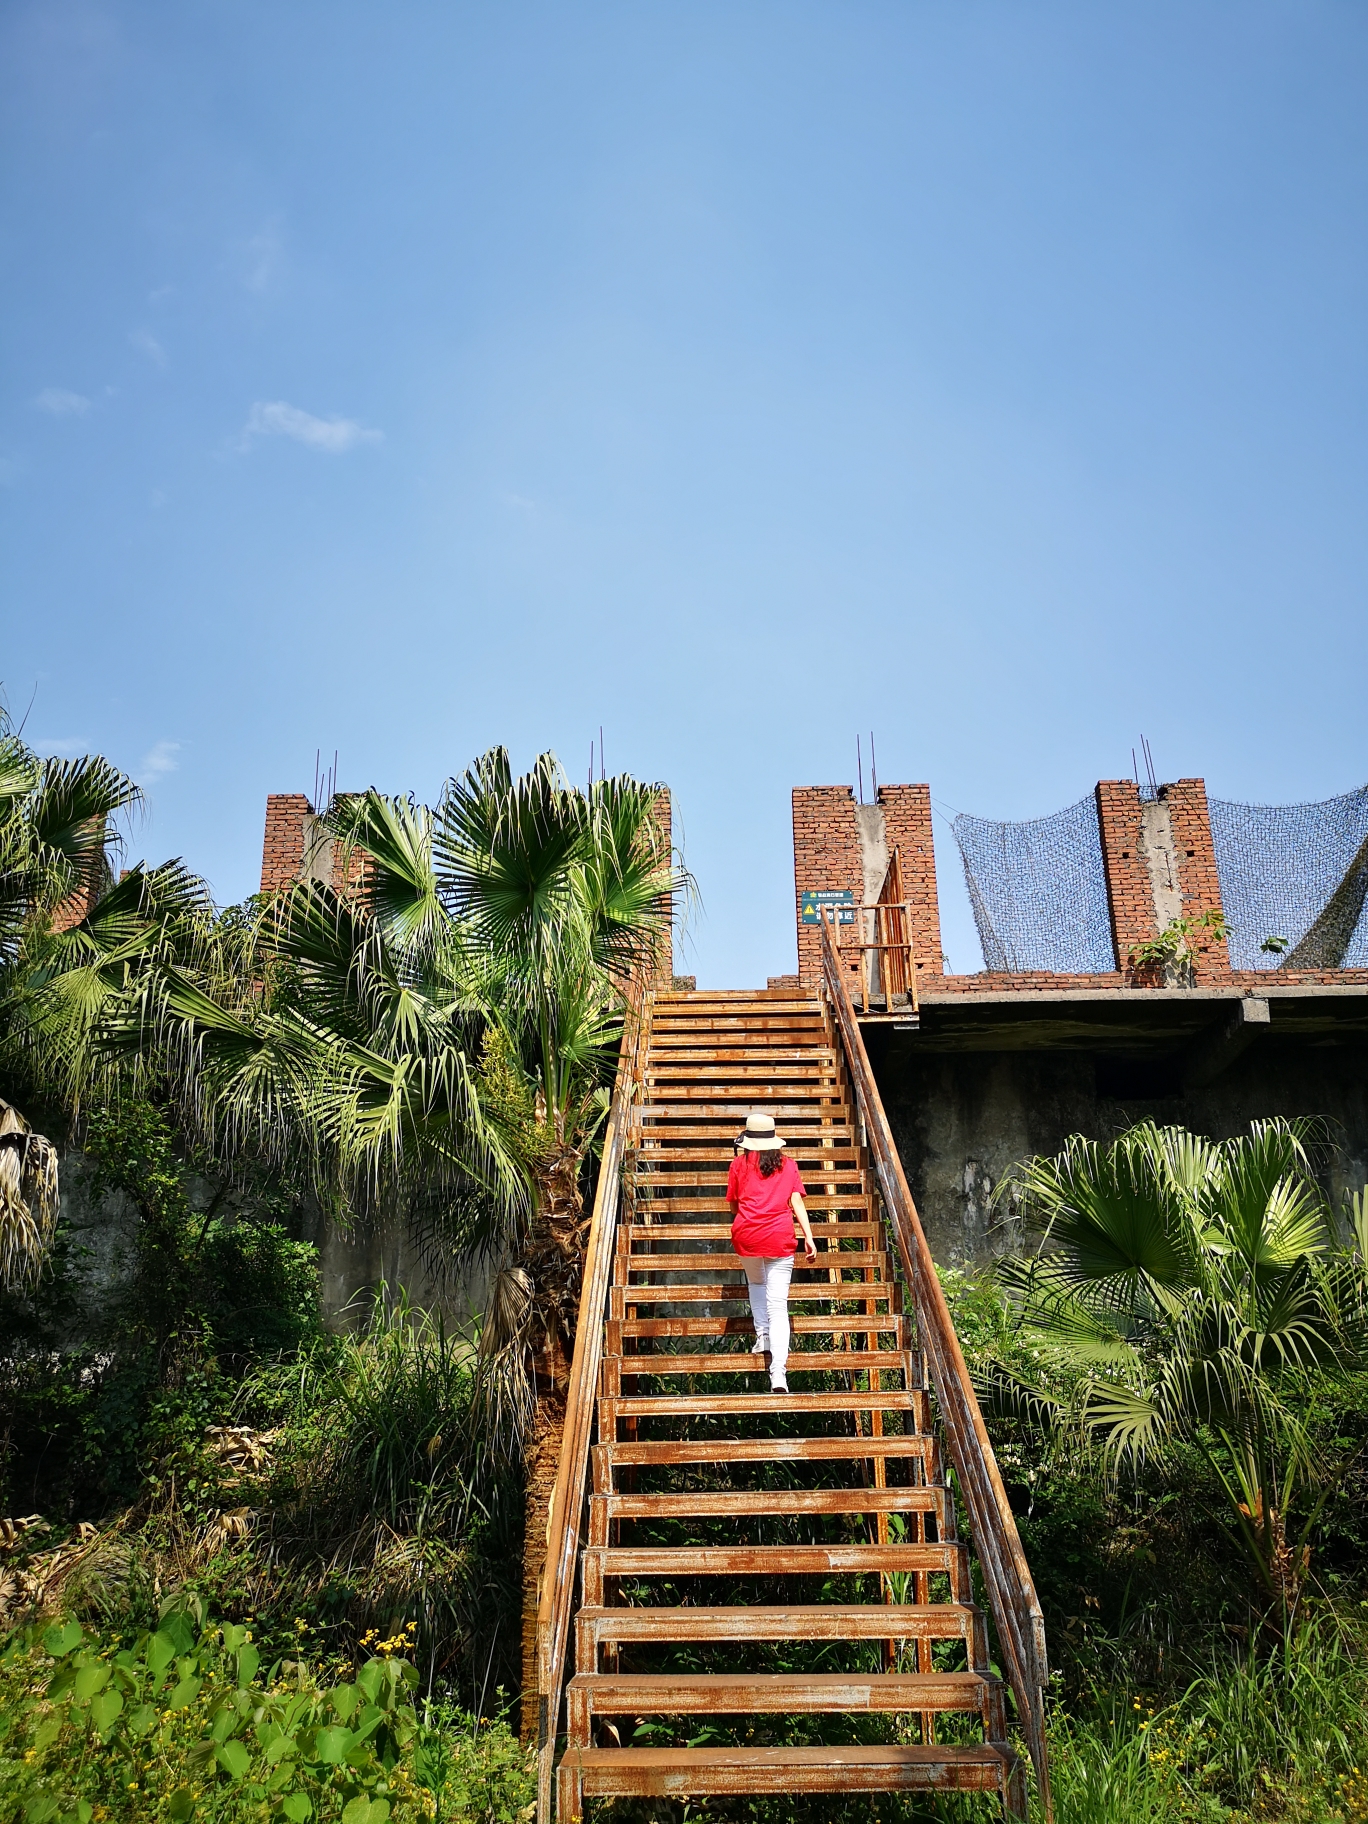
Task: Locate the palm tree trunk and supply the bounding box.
[518,1143,585,1745]
[520,1355,567,1743]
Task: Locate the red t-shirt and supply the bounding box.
[727,1152,806,1258]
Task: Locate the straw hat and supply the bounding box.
[738,1111,785,1152]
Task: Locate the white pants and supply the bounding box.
[740,1254,794,1385]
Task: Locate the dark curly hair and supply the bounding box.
[755,1147,785,1179]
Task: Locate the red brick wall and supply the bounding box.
[1164,778,1231,981]
[1095,781,1154,979]
[792,786,864,988]
[260,794,312,895]
[879,783,944,983]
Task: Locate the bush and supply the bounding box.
[0,1601,535,1823]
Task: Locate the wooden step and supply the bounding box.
[621,1222,880,1242]
[650,1020,827,1033]
[605,1348,910,1376]
[623,1196,871,1211]
[609,1313,908,1339]
[581,1543,966,1607]
[567,1668,1001,1719]
[631,1174,868,1189]
[557,1744,1019,1818]
[623,1251,889,1274]
[614,1284,896,1307]
[638,1108,853,1123]
[639,1086,843,1104]
[592,1484,948,1530]
[594,1434,939,1483]
[625,1196,877,1215]
[576,1603,982,1654]
[600,1390,918,1420]
[583,1542,966,1579]
[646,1050,832,1066]
[638,1102,838,1119]
[636,1156,857,1170]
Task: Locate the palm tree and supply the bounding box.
[131,747,684,1722]
[0,711,146,1286]
[988,1121,1368,1616]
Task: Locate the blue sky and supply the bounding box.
[3,1,1366,986]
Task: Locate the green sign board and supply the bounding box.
[801,888,856,925]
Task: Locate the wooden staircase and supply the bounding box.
[537,924,1051,1821]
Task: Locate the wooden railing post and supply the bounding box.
[818,911,1052,1817]
[534,987,649,1823]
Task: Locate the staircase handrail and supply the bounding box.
[535,986,647,1823]
[818,911,1053,1817]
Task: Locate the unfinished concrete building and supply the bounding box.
[259,775,1368,1272]
[784,776,1368,1265]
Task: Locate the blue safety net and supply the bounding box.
[1209,787,1368,971]
[953,794,1115,974]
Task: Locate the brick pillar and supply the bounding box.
[792,786,864,988]
[878,784,944,981]
[1164,778,1231,982]
[260,794,312,895]
[1096,780,1154,978]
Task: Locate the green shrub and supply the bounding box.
[0,1601,535,1823]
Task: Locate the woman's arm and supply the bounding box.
[791,1192,818,1261]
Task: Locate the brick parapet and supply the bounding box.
[1095,780,1153,979]
[878,783,944,982]
[261,794,312,896]
[1163,778,1231,981]
[792,786,864,988]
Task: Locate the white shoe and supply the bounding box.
[752,1332,770,1355]
[770,1378,789,1393]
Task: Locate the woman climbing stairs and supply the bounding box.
[538,933,1050,1821]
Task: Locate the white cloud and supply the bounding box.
[32,736,91,756]
[130,328,167,367]
[36,388,90,416]
[138,740,180,783]
[243,224,282,294]
[239,400,382,454]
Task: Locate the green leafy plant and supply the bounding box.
[988,1120,1368,1616]
[1127,909,1231,977]
[0,1599,422,1822]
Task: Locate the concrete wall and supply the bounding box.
[867,1028,1368,1269]
[50,1146,489,1338]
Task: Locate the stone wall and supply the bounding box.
[867,1024,1368,1269]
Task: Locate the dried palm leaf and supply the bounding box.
[0,1098,59,1291]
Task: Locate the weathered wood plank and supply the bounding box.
[568,1670,993,1714]
[596,1433,936,1467]
[599,1390,916,1419]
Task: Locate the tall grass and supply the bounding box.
[233,1293,522,1704]
[1040,1620,1368,1823]
[255,1294,486,1537]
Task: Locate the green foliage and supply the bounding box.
[1040,1621,1368,1821]
[986,1120,1368,1612]
[231,1299,521,1702]
[1127,910,1231,976]
[412,1702,536,1824]
[0,1095,323,1520]
[0,1601,535,1823]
